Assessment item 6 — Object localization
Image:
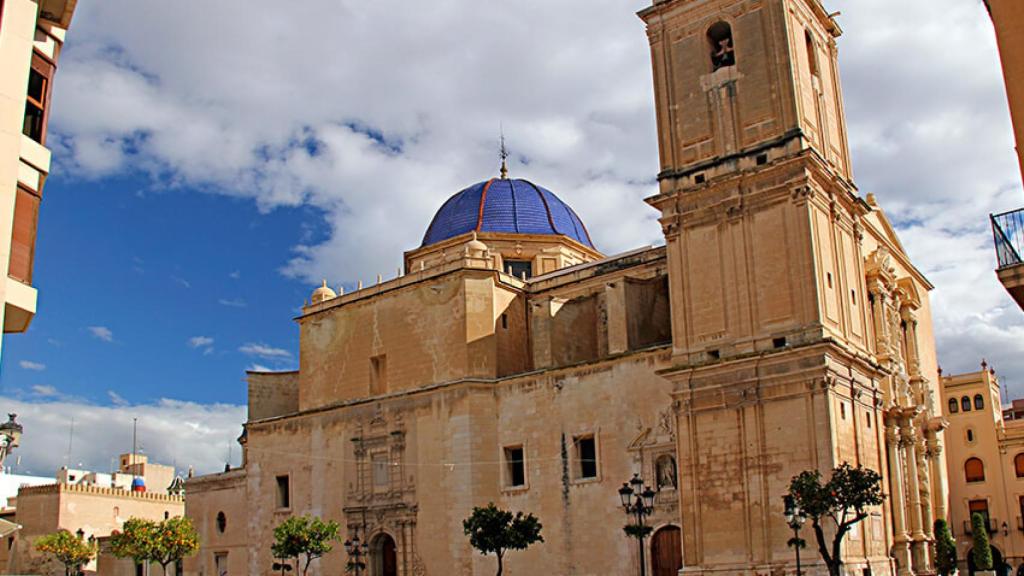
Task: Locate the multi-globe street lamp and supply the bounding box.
[619,473,657,576]
[344,529,370,574]
[783,495,808,576]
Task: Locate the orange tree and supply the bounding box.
[787,463,884,576]
[35,529,97,576]
[112,516,198,576]
[271,515,340,576]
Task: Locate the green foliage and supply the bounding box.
[110,518,159,566]
[35,530,97,576]
[622,524,653,539]
[271,515,341,576]
[110,516,199,575]
[463,503,544,576]
[934,519,957,576]
[787,463,884,576]
[972,513,994,571]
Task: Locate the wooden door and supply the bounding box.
[381,536,397,576]
[651,526,682,576]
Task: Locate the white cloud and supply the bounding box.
[228,270,241,280]
[107,390,129,406]
[18,361,46,371]
[246,364,272,373]
[87,326,114,342]
[0,396,245,477]
[188,336,214,348]
[31,385,58,397]
[47,1,1024,394]
[217,298,247,308]
[239,343,291,360]
[171,275,191,289]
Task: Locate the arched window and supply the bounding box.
[962,396,972,412]
[805,30,819,78]
[216,511,226,533]
[965,457,986,483]
[1015,454,1024,478]
[975,394,985,410]
[967,429,975,443]
[708,22,735,71]
[949,398,959,414]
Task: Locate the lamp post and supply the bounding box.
[344,529,370,575]
[783,495,807,576]
[0,414,23,469]
[619,473,656,576]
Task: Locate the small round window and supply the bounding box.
[216,511,226,533]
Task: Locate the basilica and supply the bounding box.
[184,0,948,575]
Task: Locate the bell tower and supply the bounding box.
[638,0,933,574]
[642,0,852,188]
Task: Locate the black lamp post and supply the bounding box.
[783,495,807,576]
[344,529,370,575]
[619,473,656,576]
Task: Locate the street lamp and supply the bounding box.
[0,414,23,469]
[783,495,807,576]
[619,473,656,576]
[344,529,370,574]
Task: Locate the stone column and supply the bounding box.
[915,434,935,572]
[886,421,913,576]
[926,431,947,521]
[901,419,928,573]
[605,281,628,355]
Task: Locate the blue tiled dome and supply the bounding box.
[421,178,595,249]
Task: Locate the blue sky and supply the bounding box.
[0,0,1021,477]
[1,174,325,406]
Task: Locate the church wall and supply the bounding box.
[297,273,470,411]
[248,370,299,421]
[184,470,248,576]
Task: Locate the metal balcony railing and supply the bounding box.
[992,208,1024,268]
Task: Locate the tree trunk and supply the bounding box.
[496,551,504,576]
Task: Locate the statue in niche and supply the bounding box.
[656,455,677,490]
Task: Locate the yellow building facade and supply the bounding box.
[0,453,185,575]
[942,366,1024,574]
[0,0,75,357]
[186,1,949,575]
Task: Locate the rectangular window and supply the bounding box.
[23,54,53,144]
[504,446,525,488]
[370,354,387,395]
[214,552,228,576]
[506,260,533,279]
[574,435,597,480]
[275,475,290,509]
[372,452,390,489]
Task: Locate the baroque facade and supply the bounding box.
[186,0,949,575]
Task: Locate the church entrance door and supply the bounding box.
[651,526,682,576]
[371,533,398,576]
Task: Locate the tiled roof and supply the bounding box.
[421,178,595,249]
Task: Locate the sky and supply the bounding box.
[0,0,1020,479]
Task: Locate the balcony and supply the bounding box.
[963,517,999,536]
[991,208,1024,309]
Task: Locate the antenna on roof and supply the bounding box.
[499,125,509,180]
[65,417,74,469]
